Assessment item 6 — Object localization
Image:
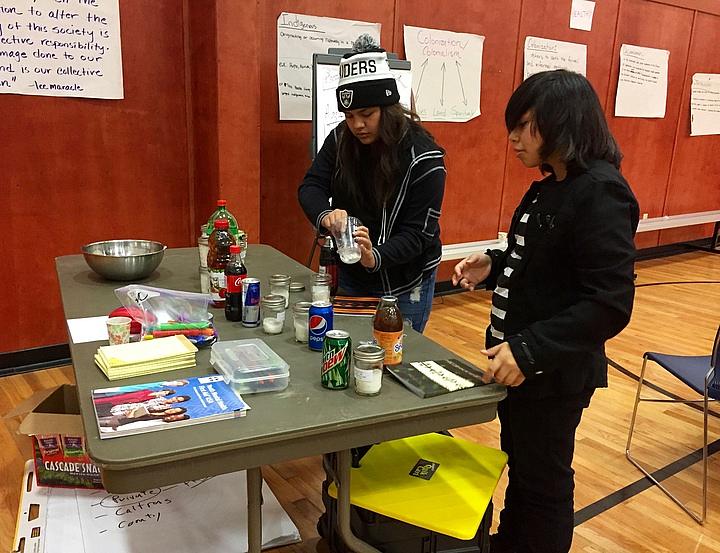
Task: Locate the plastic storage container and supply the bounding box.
[210,339,290,394]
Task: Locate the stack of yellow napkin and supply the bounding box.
[94,335,198,380]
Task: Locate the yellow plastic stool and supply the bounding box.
[329,433,508,540]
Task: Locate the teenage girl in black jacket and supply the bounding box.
[453,70,639,553]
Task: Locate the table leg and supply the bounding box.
[247,466,263,553]
[336,449,381,553]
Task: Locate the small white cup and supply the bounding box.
[106,316,131,345]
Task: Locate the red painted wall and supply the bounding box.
[2,0,719,354]
[1,1,192,353]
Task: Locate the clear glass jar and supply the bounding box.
[261,294,286,334]
[292,301,312,343]
[269,274,291,308]
[311,273,332,304]
[353,343,385,396]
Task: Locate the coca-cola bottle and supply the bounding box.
[373,296,403,365]
[224,244,247,321]
[207,219,235,308]
[318,235,338,296]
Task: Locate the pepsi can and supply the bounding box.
[308,301,333,351]
[242,278,261,327]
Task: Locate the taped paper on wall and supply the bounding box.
[277,12,380,120]
[524,36,586,80]
[403,25,484,122]
[690,73,720,136]
[0,0,123,99]
[615,44,669,118]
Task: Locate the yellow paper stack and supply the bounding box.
[94,335,198,380]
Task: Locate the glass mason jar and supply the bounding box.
[261,294,286,335]
[292,301,312,343]
[311,273,332,304]
[353,343,385,396]
[269,274,291,308]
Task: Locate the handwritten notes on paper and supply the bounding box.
[523,37,586,80]
[403,25,484,122]
[277,12,380,120]
[0,0,123,99]
[615,44,669,118]
[570,0,596,32]
[690,73,720,136]
[63,472,299,553]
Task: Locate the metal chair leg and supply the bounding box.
[625,356,706,524]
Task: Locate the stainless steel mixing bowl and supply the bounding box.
[82,240,166,281]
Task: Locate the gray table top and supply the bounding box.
[56,245,505,493]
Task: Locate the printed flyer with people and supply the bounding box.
[91,375,249,438]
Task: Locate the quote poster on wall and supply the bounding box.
[0,0,123,99]
[615,44,669,118]
[523,36,587,80]
[403,25,484,123]
[277,12,380,120]
[690,73,720,136]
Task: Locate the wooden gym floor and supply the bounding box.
[1,250,719,552]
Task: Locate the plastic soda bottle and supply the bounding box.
[207,219,235,308]
[205,199,240,239]
[373,296,403,365]
[224,244,247,321]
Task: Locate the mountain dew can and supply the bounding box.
[321,330,351,389]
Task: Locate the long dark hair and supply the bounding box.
[505,70,622,172]
[336,104,436,211]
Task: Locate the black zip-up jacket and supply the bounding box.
[485,160,639,399]
[298,123,446,296]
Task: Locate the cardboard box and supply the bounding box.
[6,385,103,489]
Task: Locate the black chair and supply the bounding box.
[625,324,720,523]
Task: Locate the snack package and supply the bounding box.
[114,285,217,348]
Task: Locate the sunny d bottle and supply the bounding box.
[373,296,403,365]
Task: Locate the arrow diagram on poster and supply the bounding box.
[403,25,484,122]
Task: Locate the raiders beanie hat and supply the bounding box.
[336,35,400,111]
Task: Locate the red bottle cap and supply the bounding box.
[217,199,227,206]
[230,244,241,254]
[214,219,229,229]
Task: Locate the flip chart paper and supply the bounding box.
[277,12,380,120]
[615,44,669,118]
[690,73,720,136]
[403,25,484,122]
[0,0,123,99]
[524,36,587,80]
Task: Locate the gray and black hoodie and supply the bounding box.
[298,122,446,297]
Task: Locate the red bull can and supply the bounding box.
[308,301,333,351]
[242,278,261,327]
[322,330,351,389]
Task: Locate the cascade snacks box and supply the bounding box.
[6,385,103,489]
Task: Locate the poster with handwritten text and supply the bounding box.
[277,12,379,120]
[403,25,484,122]
[50,472,301,553]
[690,73,720,136]
[615,44,669,118]
[0,0,123,99]
[524,36,586,80]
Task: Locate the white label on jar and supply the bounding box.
[354,367,382,394]
[276,311,286,322]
